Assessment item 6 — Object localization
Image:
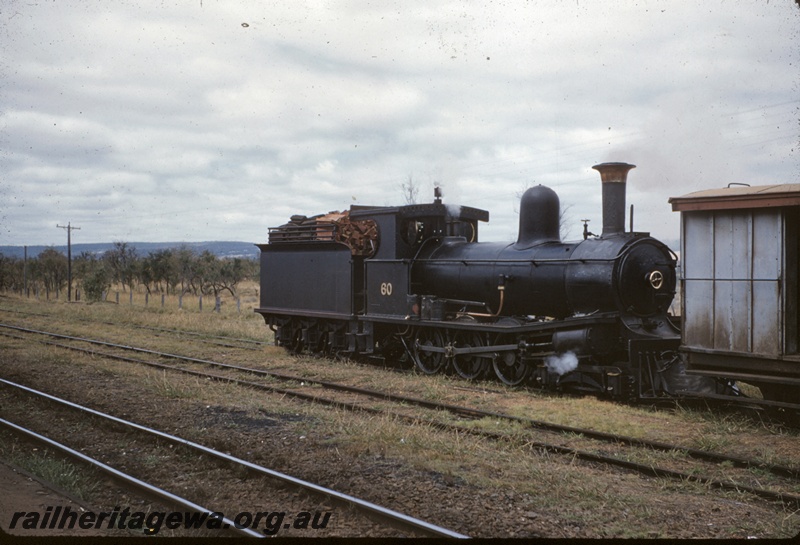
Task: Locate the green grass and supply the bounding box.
[4,445,100,501]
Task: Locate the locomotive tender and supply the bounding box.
[257,163,711,398]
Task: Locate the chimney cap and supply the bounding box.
[592,162,636,184]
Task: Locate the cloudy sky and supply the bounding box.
[2,1,798,248]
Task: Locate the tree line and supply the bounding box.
[0,243,259,302]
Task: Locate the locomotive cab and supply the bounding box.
[349,198,489,261]
[350,197,489,319]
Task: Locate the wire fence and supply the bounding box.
[106,290,245,313]
[12,287,255,315]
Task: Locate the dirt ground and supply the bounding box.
[0,461,127,538]
[0,295,799,539]
[1,349,798,540]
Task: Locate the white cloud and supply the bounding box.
[0,1,797,248]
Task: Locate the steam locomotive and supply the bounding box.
[256,163,719,399]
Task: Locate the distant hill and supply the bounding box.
[0,241,260,260]
[0,237,683,261]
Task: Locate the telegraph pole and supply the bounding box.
[57,223,81,301]
[23,246,28,297]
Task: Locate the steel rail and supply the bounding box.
[0,378,469,539]
[676,389,800,413]
[7,355,800,513]
[2,322,798,481]
[0,418,263,538]
[125,324,268,346]
[0,307,266,351]
[5,329,800,512]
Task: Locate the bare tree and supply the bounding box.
[36,247,68,294]
[400,174,420,204]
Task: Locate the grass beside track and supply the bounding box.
[1,290,799,539]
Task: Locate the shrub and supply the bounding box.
[83,266,111,302]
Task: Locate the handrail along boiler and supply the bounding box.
[256,163,717,397]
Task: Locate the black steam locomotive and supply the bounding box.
[256,163,716,399]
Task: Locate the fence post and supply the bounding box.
[215,296,221,313]
[161,294,165,308]
[116,292,120,304]
[199,295,202,311]
[179,294,183,309]
[130,291,133,305]
[145,292,149,307]
[237,298,241,313]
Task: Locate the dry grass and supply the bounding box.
[0,431,101,501]
[3,281,269,342]
[4,289,799,471]
[2,291,800,538]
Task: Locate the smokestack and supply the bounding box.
[592,162,635,237]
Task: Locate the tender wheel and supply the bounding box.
[310,322,330,356]
[289,327,304,354]
[451,331,489,380]
[493,350,529,386]
[413,328,446,374]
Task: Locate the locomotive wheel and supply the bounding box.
[413,329,446,374]
[451,331,489,381]
[493,350,529,386]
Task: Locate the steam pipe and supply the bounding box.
[458,275,507,318]
[630,204,634,232]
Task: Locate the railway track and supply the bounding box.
[5,306,799,417]
[0,306,268,352]
[0,378,468,538]
[1,417,262,538]
[3,322,800,513]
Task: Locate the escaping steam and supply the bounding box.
[446,204,463,219]
[545,351,579,376]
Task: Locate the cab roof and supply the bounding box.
[670,183,800,212]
